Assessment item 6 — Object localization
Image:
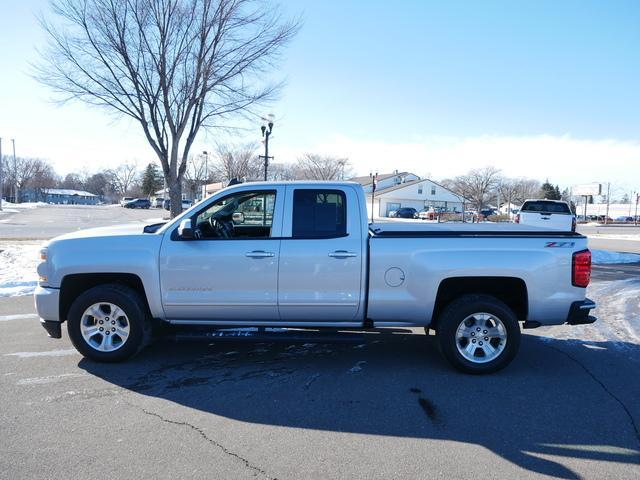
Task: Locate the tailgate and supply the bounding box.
[521,211,572,230]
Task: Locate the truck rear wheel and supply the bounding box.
[436,294,520,374]
[67,284,150,362]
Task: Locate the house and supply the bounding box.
[350,171,465,218]
[22,188,99,205]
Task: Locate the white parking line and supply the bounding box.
[0,313,39,322]
[17,373,86,385]
[5,349,77,358]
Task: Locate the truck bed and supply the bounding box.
[369,222,583,238]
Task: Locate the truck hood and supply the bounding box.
[49,223,151,242]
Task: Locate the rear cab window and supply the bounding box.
[292,189,347,238]
[521,201,571,214]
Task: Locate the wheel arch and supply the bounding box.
[431,276,528,329]
[59,273,151,322]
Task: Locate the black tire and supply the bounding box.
[67,284,150,362]
[436,294,520,374]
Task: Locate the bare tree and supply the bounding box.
[211,144,262,182]
[107,161,139,195]
[267,162,298,181]
[443,166,502,214]
[294,154,351,180]
[29,162,59,201]
[4,158,45,202]
[512,178,541,204]
[36,0,299,217]
[60,172,85,190]
[183,153,211,199]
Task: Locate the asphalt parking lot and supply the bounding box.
[1,205,639,479]
[0,204,166,240]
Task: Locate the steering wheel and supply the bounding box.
[209,217,233,238]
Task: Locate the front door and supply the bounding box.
[160,188,283,321]
[278,187,363,322]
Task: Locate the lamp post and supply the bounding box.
[369,172,378,224]
[259,114,275,181]
[202,150,208,199]
[11,139,17,203]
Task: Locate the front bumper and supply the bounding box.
[34,286,62,338]
[566,298,597,325]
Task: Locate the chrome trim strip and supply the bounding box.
[167,320,364,327]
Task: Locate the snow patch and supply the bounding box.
[591,249,640,264]
[348,360,367,374]
[542,279,640,350]
[0,201,46,210]
[0,242,42,297]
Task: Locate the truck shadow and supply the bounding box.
[78,332,640,479]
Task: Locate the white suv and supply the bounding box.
[515,199,576,231]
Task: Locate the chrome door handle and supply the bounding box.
[328,250,358,258]
[245,251,275,258]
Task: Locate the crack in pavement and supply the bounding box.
[127,402,276,479]
[544,343,640,446]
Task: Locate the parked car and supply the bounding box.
[418,207,436,220]
[515,199,576,231]
[389,207,418,219]
[163,199,193,211]
[479,208,496,219]
[123,198,151,209]
[120,196,134,207]
[35,181,596,374]
[153,197,165,208]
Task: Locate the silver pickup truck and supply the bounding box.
[34,181,596,373]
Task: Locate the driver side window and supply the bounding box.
[194,190,277,239]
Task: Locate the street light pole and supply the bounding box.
[202,150,208,199]
[260,114,275,181]
[11,139,17,203]
[369,172,377,224]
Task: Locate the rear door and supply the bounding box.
[278,186,363,322]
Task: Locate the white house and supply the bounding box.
[350,172,465,218]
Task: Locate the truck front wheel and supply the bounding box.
[67,284,150,362]
[436,294,520,374]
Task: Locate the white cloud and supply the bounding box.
[279,134,640,190]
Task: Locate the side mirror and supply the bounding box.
[178,219,194,239]
[232,212,245,224]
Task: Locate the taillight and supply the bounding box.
[571,217,577,232]
[514,214,520,224]
[572,249,591,287]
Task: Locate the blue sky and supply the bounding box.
[1,0,639,190]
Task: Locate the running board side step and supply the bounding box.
[169,328,367,344]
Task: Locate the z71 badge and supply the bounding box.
[544,241,575,248]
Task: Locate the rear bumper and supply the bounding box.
[566,298,597,325]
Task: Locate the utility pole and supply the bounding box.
[635,193,639,226]
[11,139,17,203]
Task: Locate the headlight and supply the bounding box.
[37,248,48,283]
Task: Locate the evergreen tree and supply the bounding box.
[141,163,163,197]
[539,180,555,199]
[539,180,562,200]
